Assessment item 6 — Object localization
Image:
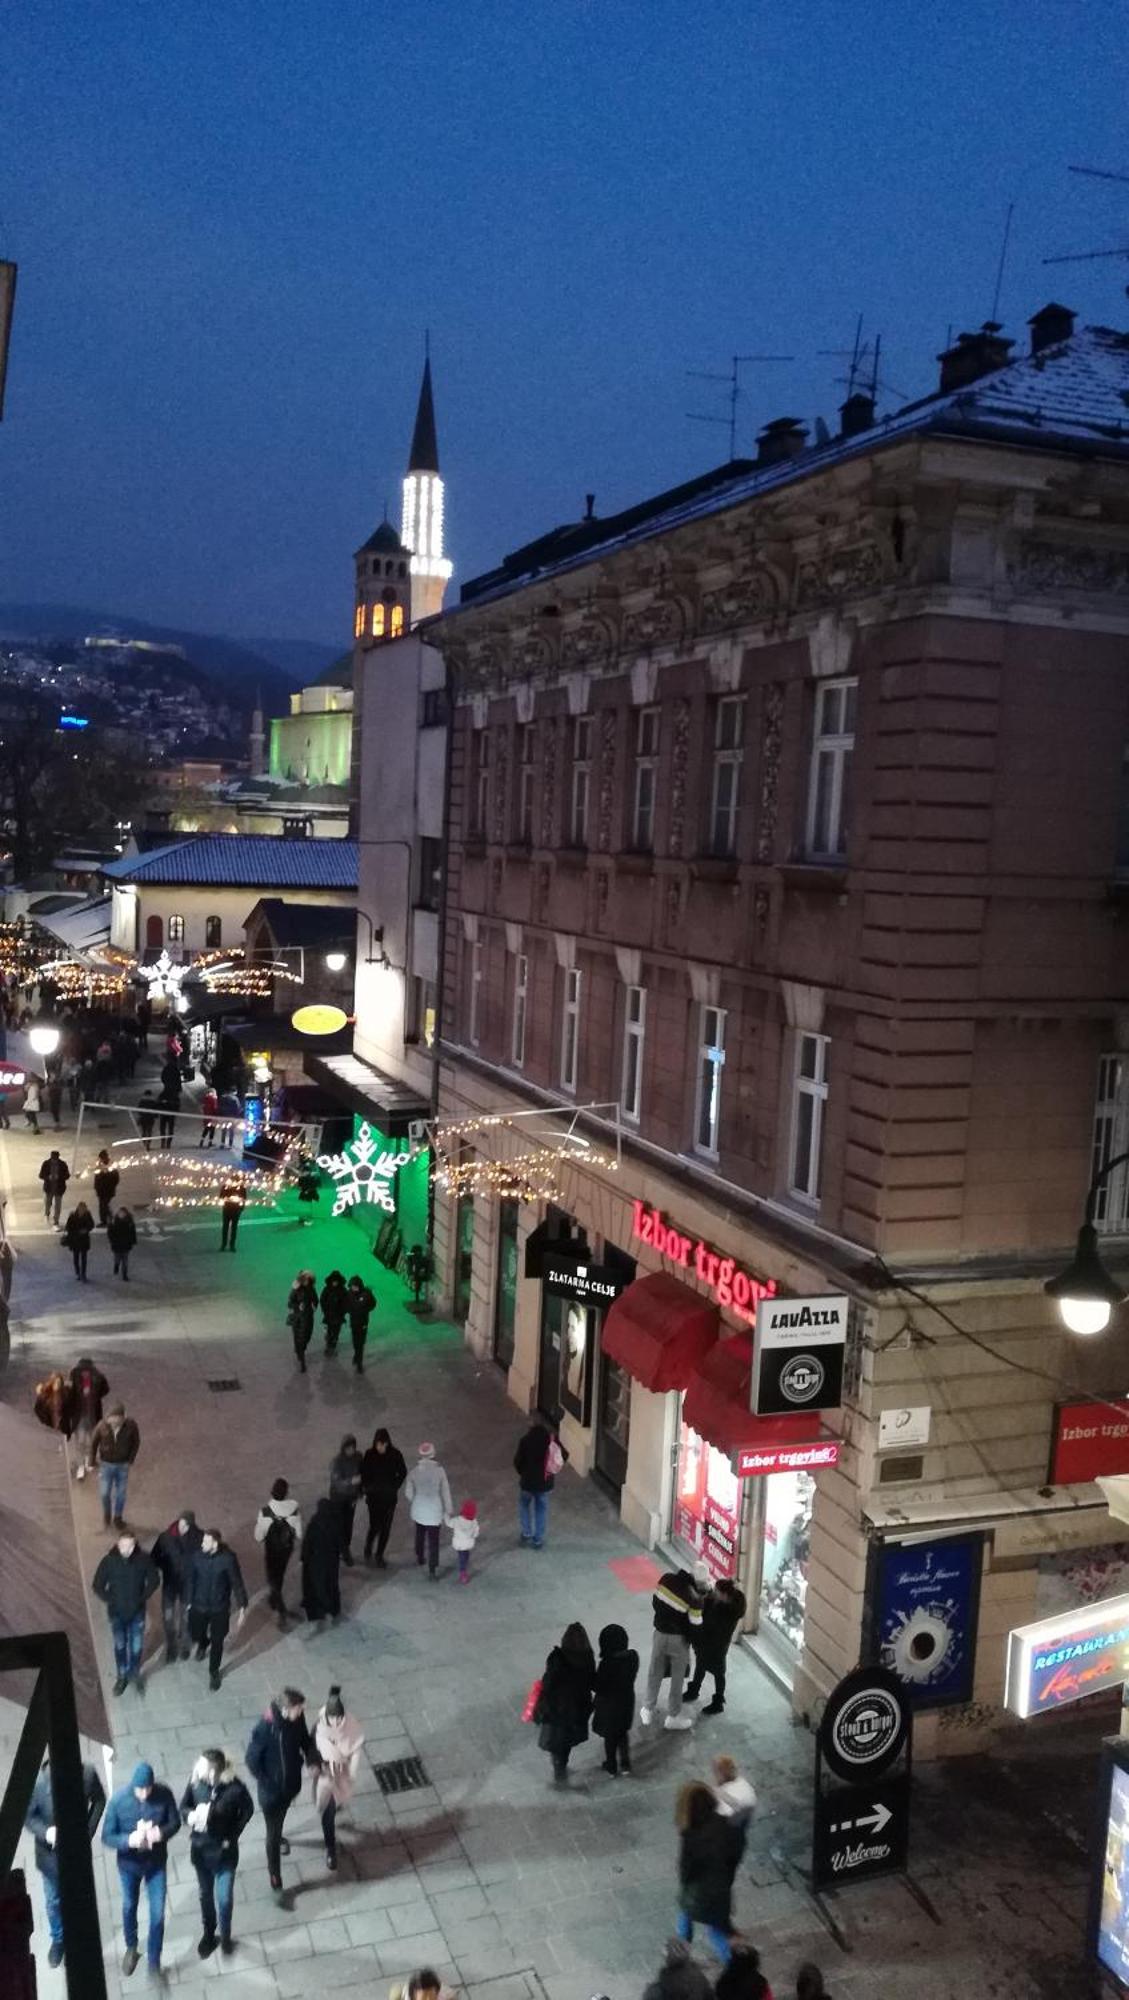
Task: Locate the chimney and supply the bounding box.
[839,391,875,439]
[937,321,1014,394]
[1028,301,1076,355]
[756,416,808,466]
[584,493,596,520]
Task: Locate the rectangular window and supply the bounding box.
[620,984,646,1123]
[570,715,592,847]
[354,604,364,639]
[806,677,857,860]
[420,686,449,728]
[709,697,744,857]
[467,939,482,1047]
[517,724,536,844]
[472,731,490,839]
[790,1031,830,1203]
[417,836,442,912]
[694,1004,726,1156]
[632,707,659,851]
[560,966,582,1093]
[167,915,185,944]
[511,953,528,1068]
[1093,1053,1129,1231]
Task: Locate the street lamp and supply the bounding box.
[1046,1152,1129,1334]
[28,1019,60,1058]
[325,950,348,974]
[324,913,385,971]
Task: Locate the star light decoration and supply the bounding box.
[317,1121,413,1218]
[137,950,186,1002]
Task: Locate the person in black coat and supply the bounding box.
[301,1497,342,1626]
[361,1427,407,1566]
[328,1435,363,1564]
[62,1200,95,1280]
[107,1206,137,1280]
[674,1781,742,1962]
[592,1621,639,1776]
[245,1689,321,1899]
[185,1532,248,1690]
[514,1420,569,1548]
[150,1511,202,1662]
[346,1275,376,1374]
[92,1531,160,1695]
[686,1578,747,1714]
[92,1149,120,1227]
[535,1621,595,1782]
[25,1756,106,1968]
[179,1748,254,1958]
[320,1270,348,1354]
[287,1271,317,1372]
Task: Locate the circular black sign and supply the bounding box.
[818,1665,909,1782]
[780,1353,826,1405]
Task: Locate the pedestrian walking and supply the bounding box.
[25,1755,106,1970]
[156,1090,177,1150]
[38,1146,69,1223]
[643,1937,715,2000]
[101,1761,181,1982]
[136,1090,157,1150]
[313,1685,365,1872]
[320,1269,348,1353]
[328,1434,363,1564]
[405,1442,452,1579]
[151,1511,203,1663]
[91,1399,140,1526]
[346,1273,376,1373]
[245,1688,322,1903]
[199,1085,219,1147]
[286,1269,317,1370]
[711,1755,757,1859]
[295,1151,320,1220]
[92,1530,159,1696]
[674,1781,741,1965]
[447,1498,479,1582]
[219,1176,246,1249]
[639,1564,704,1731]
[93,1148,121,1226]
[46,1069,64,1127]
[68,1354,108,1479]
[23,1075,41,1132]
[513,1419,568,1548]
[716,1945,774,2000]
[137,996,152,1049]
[301,1497,343,1626]
[533,1621,595,1783]
[593,1621,639,1776]
[65,1056,82,1113]
[33,1369,75,1439]
[62,1199,95,1279]
[185,1530,248,1691]
[361,1426,407,1565]
[180,1748,254,1960]
[795,1966,831,2000]
[255,1477,303,1622]
[686,1577,747,1715]
[109,1205,138,1279]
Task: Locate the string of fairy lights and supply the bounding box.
[429,1111,619,1207]
[79,1134,308,1211]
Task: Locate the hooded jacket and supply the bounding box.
[346,1283,376,1330]
[185,1543,248,1616]
[535,1642,595,1752]
[651,1569,703,1642]
[329,1448,363,1504]
[513,1423,567,1495]
[103,1777,180,1875]
[361,1440,407,1501]
[254,1494,303,1546]
[245,1702,317,1810]
[38,1156,70,1194]
[62,1207,95,1250]
[26,1763,105,1882]
[287,1281,316,1336]
[592,1629,639,1737]
[90,1414,140,1465]
[695,1584,747,1663]
[68,1360,108,1429]
[107,1212,138,1255]
[405,1455,452,1526]
[179,1759,254,1869]
[313,1705,365,1809]
[151,1516,203,1596]
[320,1275,348,1328]
[92,1545,160,1621]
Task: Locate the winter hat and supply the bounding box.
[107,1400,125,1417]
[598,1622,629,1657]
[132,1762,154,1789]
[693,1560,711,1587]
[418,1442,436,1459]
[460,1499,477,1519]
[178,1510,196,1530]
[325,1685,345,1719]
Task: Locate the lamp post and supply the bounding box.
[1046,1150,1129,1333]
[324,911,387,972]
[28,1018,60,1059]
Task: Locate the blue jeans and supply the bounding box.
[193,1855,235,1941]
[99,1462,128,1520]
[119,1864,166,1966]
[676,1911,731,1964]
[41,1870,63,1947]
[109,1613,145,1682]
[519,1489,548,1545]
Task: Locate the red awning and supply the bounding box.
[683,1334,829,1458]
[601,1272,719,1393]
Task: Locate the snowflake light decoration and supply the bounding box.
[317,1121,413,1218]
[137,950,185,1001]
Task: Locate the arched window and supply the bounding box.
[385,560,395,577]
[371,604,386,639]
[354,604,364,638]
[205,915,222,948]
[398,561,407,578]
[391,605,404,638]
[145,913,163,948]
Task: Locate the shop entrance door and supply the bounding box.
[452,1195,474,1324]
[746,1465,815,1688]
[594,1353,631,1493]
[493,1199,518,1370]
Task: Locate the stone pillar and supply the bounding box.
[620,1382,677,1548]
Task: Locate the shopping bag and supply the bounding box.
[521,1677,542,1723]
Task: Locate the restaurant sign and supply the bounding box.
[1004,1593,1129,1719]
[629,1198,776,1326]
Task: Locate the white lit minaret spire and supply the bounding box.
[400,339,453,624]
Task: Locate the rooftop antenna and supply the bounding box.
[1045,163,1129,266]
[820,322,908,405]
[990,200,1015,322]
[686,351,794,460]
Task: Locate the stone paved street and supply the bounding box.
[0,1094,1103,1998]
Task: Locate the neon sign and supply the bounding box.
[1004,1593,1129,1719]
[630,1198,776,1325]
[317,1120,412,1218]
[737,1439,840,1477]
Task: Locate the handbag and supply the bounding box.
[521,1677,542,1723]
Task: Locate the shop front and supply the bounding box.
[533,1234,635,1493]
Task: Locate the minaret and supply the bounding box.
[400,343,453,623]
[249,688,265,777]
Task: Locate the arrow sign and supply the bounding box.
[829,1802,892,1836]
[812,1773,909,1891]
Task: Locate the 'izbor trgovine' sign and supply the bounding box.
[630,1198,776,1324]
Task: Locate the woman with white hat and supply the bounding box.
[313,1686,364,1871]
[403,1443,452,1580]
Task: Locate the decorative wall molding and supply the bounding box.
[689,963,721,1008]
[597,711,617,851]
[505,922,523,956]
[795,540,885,609]
[755,683,785,863]
[781,979,825,1031]
[622,597,685,654]
[668,698,691,858]
[700,567,777,634]
[541,718,558,846]
[491,732,508,844]
[807,611,856,680]
[1010,539,1129,596]
[615,946,642,986]
[554,931,576,970]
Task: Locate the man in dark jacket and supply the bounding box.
[90,1399,140,1527]
[513,1420,568,1549]
[245,1689,321,1901]
[151,1511,203,1663]
[38,1148,70,1224]
[639,1565,702,1731]
[185,1531,248,1690]
[102,1761,180,1980]
[92,1149,120,1226]
[361,1427,407,1565]
[179,1748,254,1958]
[685,1577,747,1714]
[25,1756,105,1969]
[68,1355,108,1479]
[328,1434,363,1564]
[92,1531,160,1695]
[345,1276,376,1374]
[219,1176,246,1250]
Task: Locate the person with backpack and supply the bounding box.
[255,1478,303,1623]
[151,1511,203,1663]
[513,1420,568,1549]
[286,1270,317,1371]
[179,1746,254,1960]
[38,1147,69,1223]
[346,1274,376,1374]
[320,1270,348,1354]
[93,1148,120,1227]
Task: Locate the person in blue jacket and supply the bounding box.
[24,1755,105,1969]
[101,1760,180,1982]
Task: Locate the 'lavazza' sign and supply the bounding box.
[753,1292,848,1417]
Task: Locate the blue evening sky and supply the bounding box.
[2,1,1126,646]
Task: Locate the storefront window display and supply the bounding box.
[673,1420,741,1582]
[758,1467,814,1658]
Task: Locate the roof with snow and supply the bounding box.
[101,835,358,890]
[457,321,1129,611]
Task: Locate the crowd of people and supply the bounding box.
[286,1267,377,1372]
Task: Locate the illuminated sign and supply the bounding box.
[737,1438,840,1477]
[1004,1593,1129,1719]
[1092,1748,1129,1992]
[543,1258,629,1306]
[0,1066,26,1089]
[629,1199,776,1325]
[317,1120,412,1218]
[291,1003,348,1037]
[753,1293,848,1416]
[1049,1397,1129,1486]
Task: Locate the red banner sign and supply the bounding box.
[738,1438,840,1478]
[1049,1398,1129,1486]
[630,1199,776,1327]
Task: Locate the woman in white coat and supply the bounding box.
[404,1442,452,1580]
[313,1686,364,1870]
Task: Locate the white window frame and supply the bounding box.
[632,706,660,851]
[511,953,528,1069]
[790,1030,829,1204]
[474,732,490,838]
[518,724,535,843]
[693,1004,726,1157]
[167,914,185,944]
[620,984,646,1123]
[467,939,483,1047]
[560,965,582,1093]
[1093,1053,1129,1232]
[806,677,857,861]
[709,696,744,857]
[570,715,592,847]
